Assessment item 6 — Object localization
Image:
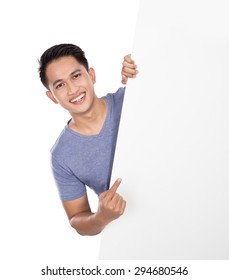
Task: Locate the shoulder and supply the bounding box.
[104,87,126,108]
[105,87,125,100]
[50,126,75,159]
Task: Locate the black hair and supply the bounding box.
[38,44,89,90]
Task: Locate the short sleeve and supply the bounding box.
[114,87,125,101]
[51,156,86,201]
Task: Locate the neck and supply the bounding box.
[69,97,107,135]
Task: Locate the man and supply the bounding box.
[39,44,138,236]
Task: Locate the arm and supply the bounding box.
[62,178,126,236]
[121,54,138,84]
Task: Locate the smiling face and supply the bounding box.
[46,56,96,116]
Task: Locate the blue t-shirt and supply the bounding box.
[50,87,125,201]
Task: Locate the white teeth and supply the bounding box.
[70,93,85,103]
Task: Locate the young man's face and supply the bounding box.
[46,56,96,115]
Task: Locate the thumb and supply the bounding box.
[122,75,127,85]
[109,178,122,196]
[99,178,122,200]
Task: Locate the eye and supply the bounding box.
[73,73,81,79]
[56,83,65,89]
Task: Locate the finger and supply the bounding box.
[99,182,120,200]
[107,178,122,198]
[116,199,126,215]
[124,54,134,64]
[122,70,137,79]
[122,200,126,213]
[111,193,123,204]
[107,194,122,210]
[122,60,137,69]
[123,60,137,69]
[122,67,138,76]
[111,196,125,215]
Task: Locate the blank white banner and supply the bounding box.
[99,0,229,259]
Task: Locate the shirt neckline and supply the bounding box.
[65,96,111,138]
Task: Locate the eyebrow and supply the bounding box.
[52,69,82,87]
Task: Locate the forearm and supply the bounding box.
[69,211,109,236]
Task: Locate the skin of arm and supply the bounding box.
[63,55,138,236]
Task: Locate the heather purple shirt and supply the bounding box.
[50,87,125,201]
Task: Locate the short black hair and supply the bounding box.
[38,44,89,90]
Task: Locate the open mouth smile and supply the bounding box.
[70,92,86,104]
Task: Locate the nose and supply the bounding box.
[67,81,79,95]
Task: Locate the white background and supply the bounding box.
[99,0,229,277]
[0,0,139,278]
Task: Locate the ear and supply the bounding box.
[88,68,96,84]
[46,91,58,104]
